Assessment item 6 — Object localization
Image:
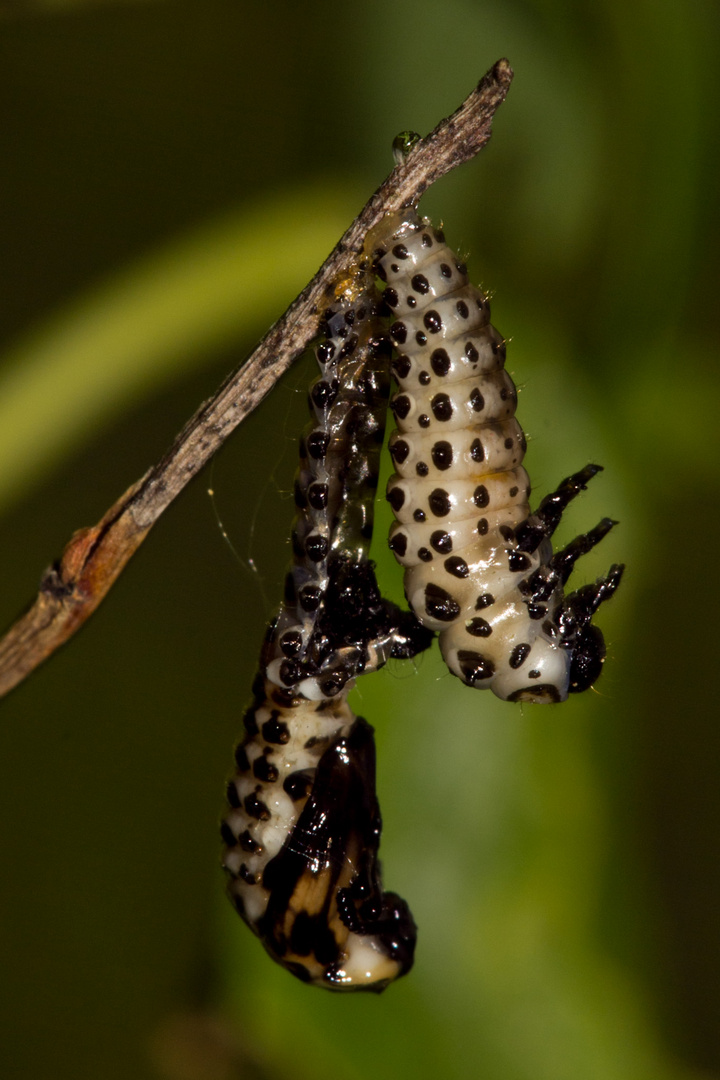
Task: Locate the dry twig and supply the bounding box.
[0,59,513,699]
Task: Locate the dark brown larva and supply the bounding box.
[368,209,623,704]
[221,270,429,991]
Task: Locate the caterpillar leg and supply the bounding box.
[519,517,618,606]
[558,563,625,692]
[514,464,604,554]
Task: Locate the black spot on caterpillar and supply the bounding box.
[369,209,624,703]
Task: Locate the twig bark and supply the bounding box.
[0,59,513,700]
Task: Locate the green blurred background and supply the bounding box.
[1,2,718,1078]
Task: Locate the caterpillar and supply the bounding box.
[367,208,623,704]
[221,271,430,991]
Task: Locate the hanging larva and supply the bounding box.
[367,208,624,704]
[264,269,427,703]
[221,268,430,991]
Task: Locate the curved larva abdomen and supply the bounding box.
[370,209,623,704]
[221,680,416,990]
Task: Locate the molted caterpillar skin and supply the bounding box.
[222,277,429,991]
[266,273,393,702]
[370,209,623,703]
[222,681,416,991]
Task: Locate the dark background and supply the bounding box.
[1,3,718,1079]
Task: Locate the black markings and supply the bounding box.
[431,393,453,421]
[475,593,495,609]
[239,865,258,886]
[316,341,334,365]
[261,716,290,744]
[283,770,314,801]
[477,518,488,535]
[416,462,429,476]
[220,822,237,847]
[392,395,412,420]
[419,370,431,385]
[390,321,408,344]
[430,348,450,376]
[456,300,469,319]
[307,483,329,510]
[418,547,432,562]
[306,431,330,460]
[390,439,410,464]
[226,780,241,808]
[424,583,461,622]
[466,617,492,637]
[509,643,531,669]
[457,651,495,684]
[393,353,411,379]
[444,557,469,578]
[310,379,338,410]
[499,525,515,542]
[418,415,431,428]
[429,488,451,516]
[413,509,426,522]
[243,705,259,737]
[387,486,405,512]
[470,438,484,463]
[337,335,358,361]
[509,551,532,573]
[424,310,443,334]
[393,243,409,259]
[389,532,408,557]
[473,485,489,508]
[299,585,322,612]
[239,830,260,854]
[234,744,251,772]
[431,441,453,470]
[244,792,271,821]
[465,342,479,363]
[279,630,302,657]
[304,534,328,562]
[253,756,279,783]
[415,331,427,346]
[430,530,453,553]
[470,387,484,412]
[411,273,430,294]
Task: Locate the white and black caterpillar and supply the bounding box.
[367,209,623,704]
[221,272,430,991]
